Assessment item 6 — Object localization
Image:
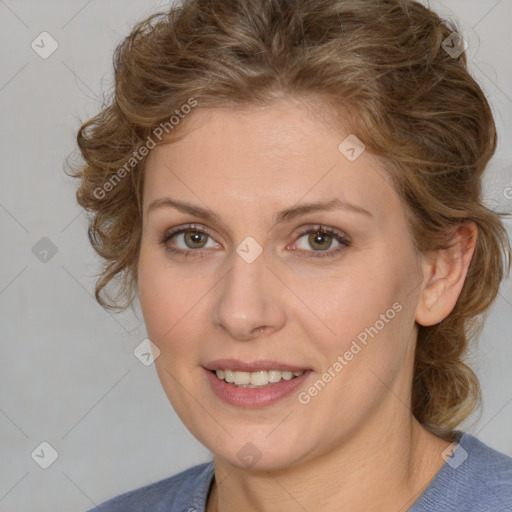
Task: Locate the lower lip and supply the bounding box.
[204,368,312,408]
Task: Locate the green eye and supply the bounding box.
[160,224,350,259]
[160,224,218,258]
[293,227,350,258]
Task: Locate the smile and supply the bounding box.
[213,369,305,388]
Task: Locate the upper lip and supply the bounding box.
[203,359,310,372]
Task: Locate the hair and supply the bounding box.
[68,0,511,437]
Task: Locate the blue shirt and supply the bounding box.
[86,432,512,511]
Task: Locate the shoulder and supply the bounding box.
[85,460,215,512]
[411,432,512,512]
[459,433,512,495]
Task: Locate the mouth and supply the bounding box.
[203,363,313,408]
[210,368,306,388]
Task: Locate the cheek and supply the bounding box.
[138,249,189,349]
[137,247,214,374]
[137,252,207,418]
[308,252,416,386]
[312,264,402,340]
[138,258,169,340]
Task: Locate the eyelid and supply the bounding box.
[161,223,350,242]
[293,224,350,243]
[161,223,216,241]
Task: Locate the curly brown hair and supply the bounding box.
[68,0,511,436]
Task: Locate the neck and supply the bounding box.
[206,414,453,512]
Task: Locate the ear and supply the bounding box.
[415,221,478,327]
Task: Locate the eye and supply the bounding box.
[292,225,351,258]
[159,223,351,259]
[160,224,219,257]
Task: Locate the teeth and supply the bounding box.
[214,369,305,387]
[249,370,268,386]
[233,371,250,385]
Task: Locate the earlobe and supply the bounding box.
[415,222,478,327]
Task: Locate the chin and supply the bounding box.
[200,429,315,473]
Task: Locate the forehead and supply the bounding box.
[142,100,402,225]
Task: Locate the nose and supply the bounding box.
[211,247,287,341]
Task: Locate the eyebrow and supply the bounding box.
[147,197,373,226]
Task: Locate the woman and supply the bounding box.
[71,0,512,510]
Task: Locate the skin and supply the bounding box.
[137,96,477,511]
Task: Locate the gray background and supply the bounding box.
[0,1,511,511]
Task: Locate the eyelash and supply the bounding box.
[159,223,351,259]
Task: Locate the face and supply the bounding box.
[137,98,426,471]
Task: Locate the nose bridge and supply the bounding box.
[212,243,285,339]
